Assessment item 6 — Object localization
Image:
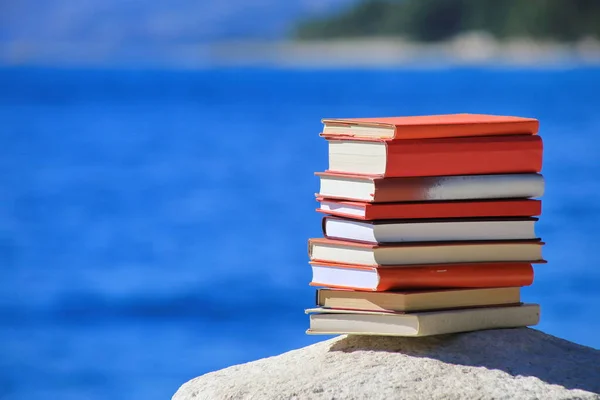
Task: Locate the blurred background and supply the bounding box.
[1,1,600,399]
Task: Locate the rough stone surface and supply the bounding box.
[173,328,600,400]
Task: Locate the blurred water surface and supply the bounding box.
[1,66,599,399]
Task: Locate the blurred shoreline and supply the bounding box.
[2,33,600,69]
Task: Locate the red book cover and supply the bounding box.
[316,197,542,221]
[326,134,543,178]
[321,114,539,140]
[309,261,535,291]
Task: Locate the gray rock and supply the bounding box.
[173,328,600,400]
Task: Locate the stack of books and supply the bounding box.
[306,114,545,337]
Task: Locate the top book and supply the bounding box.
[321,113,539,140]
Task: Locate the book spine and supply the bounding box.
[415,304,540,336]
[373,174,545,203]
[391,120,539,140]
[377,263,534,291]
[384,135,543,178]
[362,200,542,221]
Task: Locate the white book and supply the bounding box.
[317,172,545,202]
[323,216,538,244]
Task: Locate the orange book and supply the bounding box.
[309,261,535,291]
[321,113,539,140]
[326,134,543,178]
[317,197,542,221]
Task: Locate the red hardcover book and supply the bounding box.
[320,113,539,140]
[326,134,543,178]
[316,197,542,221]
[309,261,535,291]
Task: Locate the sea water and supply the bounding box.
[1,66,599,399]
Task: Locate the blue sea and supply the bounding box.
[1,66,599,399]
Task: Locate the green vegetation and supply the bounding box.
[295,0,600,42]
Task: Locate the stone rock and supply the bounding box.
[173,328,600,400]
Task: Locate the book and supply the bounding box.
[305,304,540,337]
[316,171,545,203]
[309,261,534,291]
[308,238,545,266]
[322,216,538,244]
[321,114,539,140]
[316,287,522,313]
[317,198,542,220]
[327,135,542,177]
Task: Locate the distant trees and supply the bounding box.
[295,0,600,42]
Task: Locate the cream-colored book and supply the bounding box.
[308,238,544,266]
[306,304,540,337]
[316,287,521,313]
